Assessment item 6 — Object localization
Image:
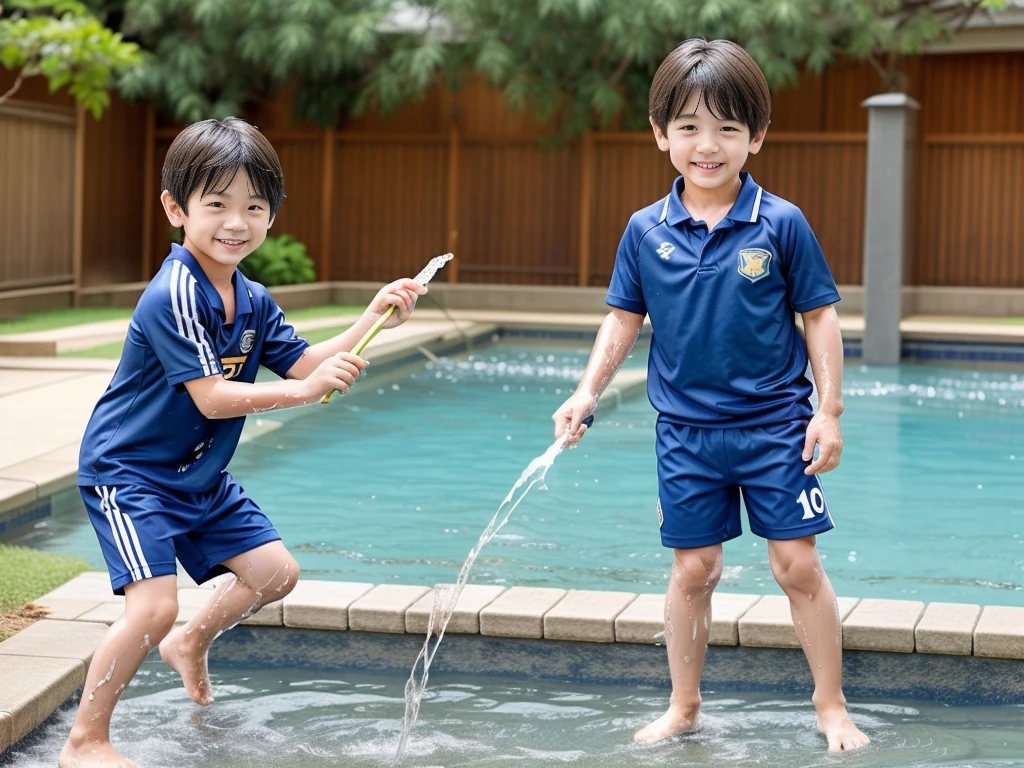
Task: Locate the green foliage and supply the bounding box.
[427,0,844,134]
[240,234,317,287]
[0,543,90,613]
[835,0,1009,91]
[79,0,1010,132]
[0,0,141,117]
[114,0,442,126]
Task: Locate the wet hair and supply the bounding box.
[649,38,771,136]
[161,118,285,216]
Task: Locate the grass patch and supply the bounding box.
[300,324,354,345]
[59,324,355,360]
[279,304,365,321]
[0,308,132,335]
[0,543,91,640]
[2,305,362,338]
[59,340,129,359]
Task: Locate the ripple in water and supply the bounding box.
[6,665,1024,768]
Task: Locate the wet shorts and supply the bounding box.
[81,471,281,594]
[655,418,835,549]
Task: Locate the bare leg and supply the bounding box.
[634,545,722,744]
[768,537,869,752]
[159,541,299,705]
[59,576,179,768]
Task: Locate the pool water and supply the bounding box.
[13,339,1024,605]
[5,659,1024,767]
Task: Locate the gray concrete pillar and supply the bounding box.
[861,93,920,366]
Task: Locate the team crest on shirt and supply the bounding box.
[220,356,247,380]
[656,242,675,261]
[240,329,256,353]
[737,248,772,282]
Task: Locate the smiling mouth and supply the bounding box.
[217,239,247,246]
[693,162,722,169]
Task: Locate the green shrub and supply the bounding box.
[240,234,317,287]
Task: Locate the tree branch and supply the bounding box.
[608,53,633,86]
[865,53,887,81]
[0,69,26,107]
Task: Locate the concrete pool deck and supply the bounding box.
[1,310,1024,753]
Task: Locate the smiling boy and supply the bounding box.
[553,39,869,752]
[61,118,425,767]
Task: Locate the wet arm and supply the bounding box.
[183,375,317,419]
[577,308,646,399]
[801,304,844,418]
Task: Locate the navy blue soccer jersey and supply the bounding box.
[607,173,840,428]
[78,244,310,492]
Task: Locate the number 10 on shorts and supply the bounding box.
[796,487,826,520]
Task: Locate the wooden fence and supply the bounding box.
[2,51,1022,295]
[0,101,78,291]
[147,127,869,287]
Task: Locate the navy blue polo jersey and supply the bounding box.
[78,244,310,492]
[607,173,840,427]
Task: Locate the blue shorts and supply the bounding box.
[655,418,835,548]
[82,472,281,594]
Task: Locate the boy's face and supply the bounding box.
[651,93,766,195]
[160,167,274,277]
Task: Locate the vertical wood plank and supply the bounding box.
[72,104,85,305]
[578,131,594,287]
[446,124,460,281]
[142,103,156,280]
[320,127,335,281]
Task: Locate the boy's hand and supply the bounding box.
[803,412,842,475]
[305,351,368,399]
[368,279,427,329]
[552,391,598,447]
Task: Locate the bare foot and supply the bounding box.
[59,738,138,767]
[633,704,701,744]
[817,705,870,752]
[159,626,214,705]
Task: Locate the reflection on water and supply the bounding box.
[5,662,1024,767]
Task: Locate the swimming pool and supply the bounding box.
[12,338,1024,606]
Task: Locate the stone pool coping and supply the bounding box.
[2,572,1024,753]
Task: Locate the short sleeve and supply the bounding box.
[136,266,223,386]
[606,221,647,316]
[779,209,841,313]
[258,297,310,377]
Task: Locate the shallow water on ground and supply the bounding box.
[5,661,1024,768]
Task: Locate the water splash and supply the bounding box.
[394,435,569,762]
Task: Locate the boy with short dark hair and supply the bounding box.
[553,39,869,752]
[61,117,425,767]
